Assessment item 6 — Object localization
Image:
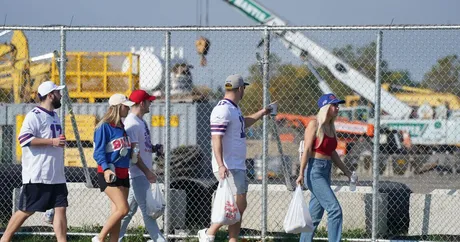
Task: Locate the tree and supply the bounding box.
[240,54,321,117]
[332,42,417,87]
[421,55,460,95]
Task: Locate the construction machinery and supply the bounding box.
[1,30,200,170]
[0,30,199,103]
[346,83,460,111]
[0,30,32,103]
[274,113,409,175]
[0,30,142,103]
[224,0,460,170]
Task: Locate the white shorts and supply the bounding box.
[213,169,249,195]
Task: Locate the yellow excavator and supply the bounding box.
[0,30,33,103]
[345,83,460,111]
[0,30,140,103]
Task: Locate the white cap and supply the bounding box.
[108,93,135,107]
[38,81,65,96]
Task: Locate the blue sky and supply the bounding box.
[1,0,460,89]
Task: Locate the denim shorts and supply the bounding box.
[214,169,249,195]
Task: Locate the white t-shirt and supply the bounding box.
[18,106,66,184]
[210,99,247,172]
[124,113,154,178]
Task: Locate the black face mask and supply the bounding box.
[51,95,62,109]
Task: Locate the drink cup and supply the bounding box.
[269,103,278,116]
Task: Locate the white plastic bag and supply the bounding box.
[146,181,166,219]
[211,178,241,225]
[283,185,314,233]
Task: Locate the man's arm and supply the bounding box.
[212,135,224,168]
[131,146,156,183]
[244,108,270,128]
[18,113,63,148]
[29,138,64,147]
[212,135,227,179]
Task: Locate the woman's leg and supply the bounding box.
[118,184,138,242]
[299,192,324,242]
[308,159,343,242]
[97,186,129,242]
[300,160,325,242]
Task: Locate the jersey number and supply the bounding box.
[238,116,246,138]
[50,124,62,138]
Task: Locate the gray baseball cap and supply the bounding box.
[224,74,250,90]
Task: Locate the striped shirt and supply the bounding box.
[18,106,66,184]
[210,98,247,172]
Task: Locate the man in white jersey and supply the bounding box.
[118,90,165,242]
[198,74,272,242]
[0,81,68,242]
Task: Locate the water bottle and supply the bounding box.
[44,208,55,224]
[350,171,358,192]
[131,143,140,164]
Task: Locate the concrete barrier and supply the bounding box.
[12,183,186,230]
[409,191,460,235]
[18,182,460,237]
[242,185,388,236]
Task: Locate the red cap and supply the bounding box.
[129,90,156,104]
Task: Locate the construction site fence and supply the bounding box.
[1,25,460,241]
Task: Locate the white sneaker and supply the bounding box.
[197,229,215,242]
[91,236,101,242]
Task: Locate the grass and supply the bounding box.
[6,227,460,241]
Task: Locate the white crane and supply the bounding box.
[224,0,413,119]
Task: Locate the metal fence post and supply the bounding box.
[261,26,270,241]
[59,26,66,145]
[164,31,171,240]
[372,30,383,242]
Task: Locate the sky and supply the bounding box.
[1,0,460,90]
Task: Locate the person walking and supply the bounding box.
[297,93,354,242]
[1,81,68,242]
[198,74,272,242]
[118,90,165,242]
[92,94,134,242]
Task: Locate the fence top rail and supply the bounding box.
[1,24,460,32]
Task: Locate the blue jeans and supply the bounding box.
[299,158,342,242]
[118,176,165,242]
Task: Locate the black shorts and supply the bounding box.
[97,173,130,192]
[18,183,68,212]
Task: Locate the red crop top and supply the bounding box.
[312,134,337,156]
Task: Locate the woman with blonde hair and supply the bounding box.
[92,94,134,242]
[297,93,354,242]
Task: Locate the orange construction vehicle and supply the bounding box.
[275,113,374,156]
[275,113,410,174]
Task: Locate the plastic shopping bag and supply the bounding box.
[211,178,241,225]
[283,185,314,233]
[146,181,166,219]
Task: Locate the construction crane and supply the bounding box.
[223,0,413,120]
[224,0,460,156]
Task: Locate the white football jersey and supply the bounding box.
[210,99,247,172]
[18,106,66,184]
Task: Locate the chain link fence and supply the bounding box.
[0,25,460,241]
